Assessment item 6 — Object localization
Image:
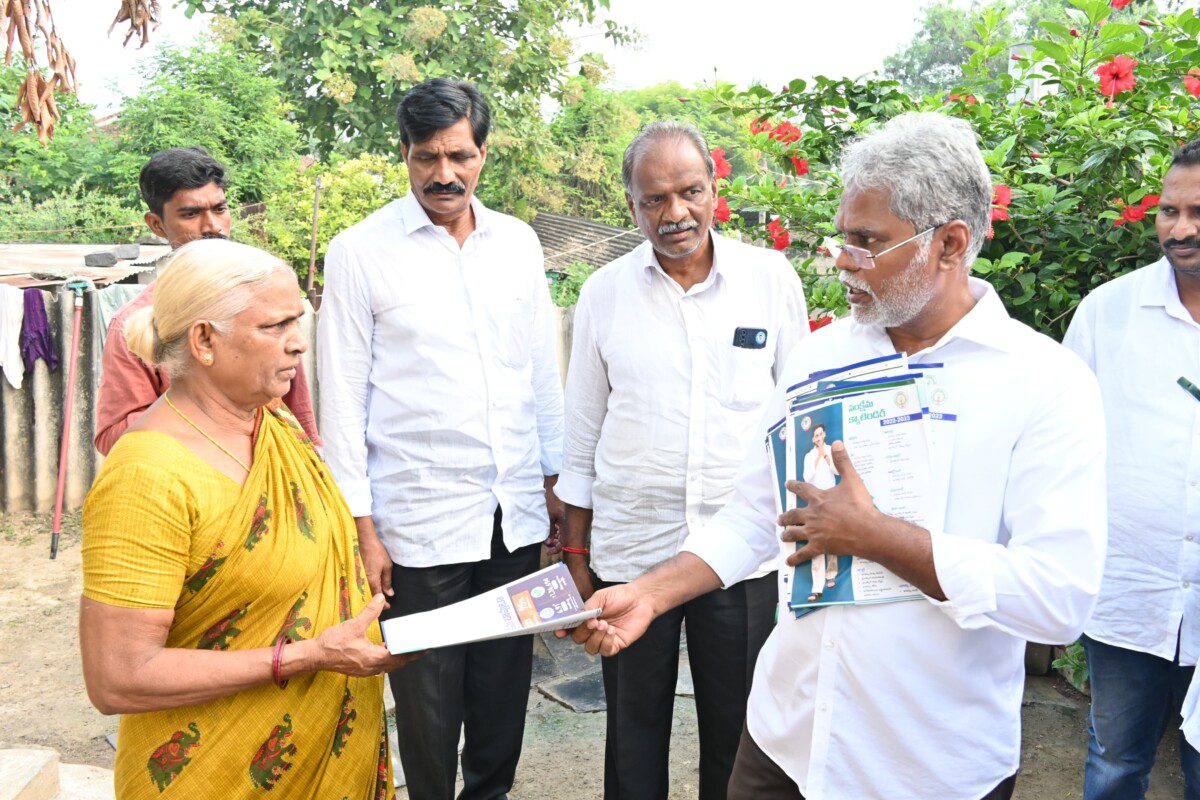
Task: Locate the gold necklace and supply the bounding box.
[163,393,252,473]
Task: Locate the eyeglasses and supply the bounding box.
[823,225,943,270]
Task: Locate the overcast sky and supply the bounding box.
[58,0,967,115]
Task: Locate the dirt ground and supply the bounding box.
[0,511,1187,799]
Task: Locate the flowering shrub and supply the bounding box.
[701,0,1200,337]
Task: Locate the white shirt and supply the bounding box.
[682,278,1107,800]
[802,446,838,490]
[1064,257,1200,664]
[554,234,809,583]
[317,192,564,567]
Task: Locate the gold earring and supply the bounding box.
[202,354,214,365]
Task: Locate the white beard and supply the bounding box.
[842,238,936,328]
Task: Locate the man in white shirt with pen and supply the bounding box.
[318,78,564,800]
[555,121,809,799]
[562,112,1107,800]
[1064,137,1200,800]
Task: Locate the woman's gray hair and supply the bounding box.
[621,120,714,194]
[840,112,992,269]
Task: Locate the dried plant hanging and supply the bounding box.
[109,0,161,48]
[3,0,77,145]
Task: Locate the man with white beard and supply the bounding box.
[562,112,1108,800]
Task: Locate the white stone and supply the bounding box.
[0,748,59,800]
[57,763,115,800]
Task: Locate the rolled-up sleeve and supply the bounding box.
[681,378,787,587]
[316,240,375,517]
[927,365,1107,644]
[554,277,609,508]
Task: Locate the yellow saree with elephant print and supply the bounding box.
[82,402,394,799]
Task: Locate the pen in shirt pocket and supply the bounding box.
[1178,377,1200,403]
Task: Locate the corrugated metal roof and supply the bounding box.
[0,243,169,288]
[531,213,643,272]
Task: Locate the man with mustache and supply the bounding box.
[318,78,564,800]
[1064,138,1200,799]
[95,146,319,454]
[564,113,1107,800]
[555,121,809,799]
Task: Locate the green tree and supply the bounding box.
[0,60,118,205]
[882,0,1119,96]
[109,39,302,207]
[180,1,632,216]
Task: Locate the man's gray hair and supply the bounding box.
[840,112,992,269]
[621,120,714,194]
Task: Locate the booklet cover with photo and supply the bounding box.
[380,562,600,655]
[780,379,933,617]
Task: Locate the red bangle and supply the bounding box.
[271,637,289,689]
[561,546,589,555]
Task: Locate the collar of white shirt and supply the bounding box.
[396,190,494,238]
[1139,256,1196,326]
[637,231,728,293]
[849,276,1017,357]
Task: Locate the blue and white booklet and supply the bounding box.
[768,355,957,618]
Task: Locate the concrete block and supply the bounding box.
[83,251,116,268]
[0,748,59,800]
[57,763,115,800]
[111,244,140,261]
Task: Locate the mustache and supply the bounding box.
[839,273,873,294]
[1165,238,1200,251]
[200,231,229,240]
[424,181,466,195]
[657,219,699,235]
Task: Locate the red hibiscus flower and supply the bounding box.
[1139,194,1160,210]
[1095,55,1138,99]
[790,156,809,176]
[808,315,834,332]
[711,148,732,181]
[1186,69,1200,98]
[991,183,1012,222]
[767,218,783,236]
[1112,194,1157,226]
[750,118,773,136]
[772,230,791,251]
[946,93,977,106]
[769,121,803,145]
[1110,0,1132,8]
[713,196,731,225]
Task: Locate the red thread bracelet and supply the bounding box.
[561,546,589,555]
[272,637,289,689]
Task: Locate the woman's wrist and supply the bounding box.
[279,637,322,678]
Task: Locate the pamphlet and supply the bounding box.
[380,562,601,655]
[773,356,958,618]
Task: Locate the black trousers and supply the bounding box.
[598,572,777,800]
[726,725,1019,800]
[382,510,541,800]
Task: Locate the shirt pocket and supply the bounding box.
[720,343,774,411]
[490,293,535,368]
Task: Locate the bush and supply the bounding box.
[0,183,144,244]
[700,0,1200,337]
[549,260,598,308]
[248,154,409,284]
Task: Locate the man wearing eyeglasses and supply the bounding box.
[562,112,1107,800]
[1063,138,1200,800]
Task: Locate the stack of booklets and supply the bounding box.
[766,353,956,619]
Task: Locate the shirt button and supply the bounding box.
[1188,535,1196,542]
[1185,581,1192,588]
[824,639,835,649]
[819,703,829,712]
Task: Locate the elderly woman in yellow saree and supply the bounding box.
[79,239,417,799]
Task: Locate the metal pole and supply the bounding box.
[51,278,90,559]
[305,176,323,298]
